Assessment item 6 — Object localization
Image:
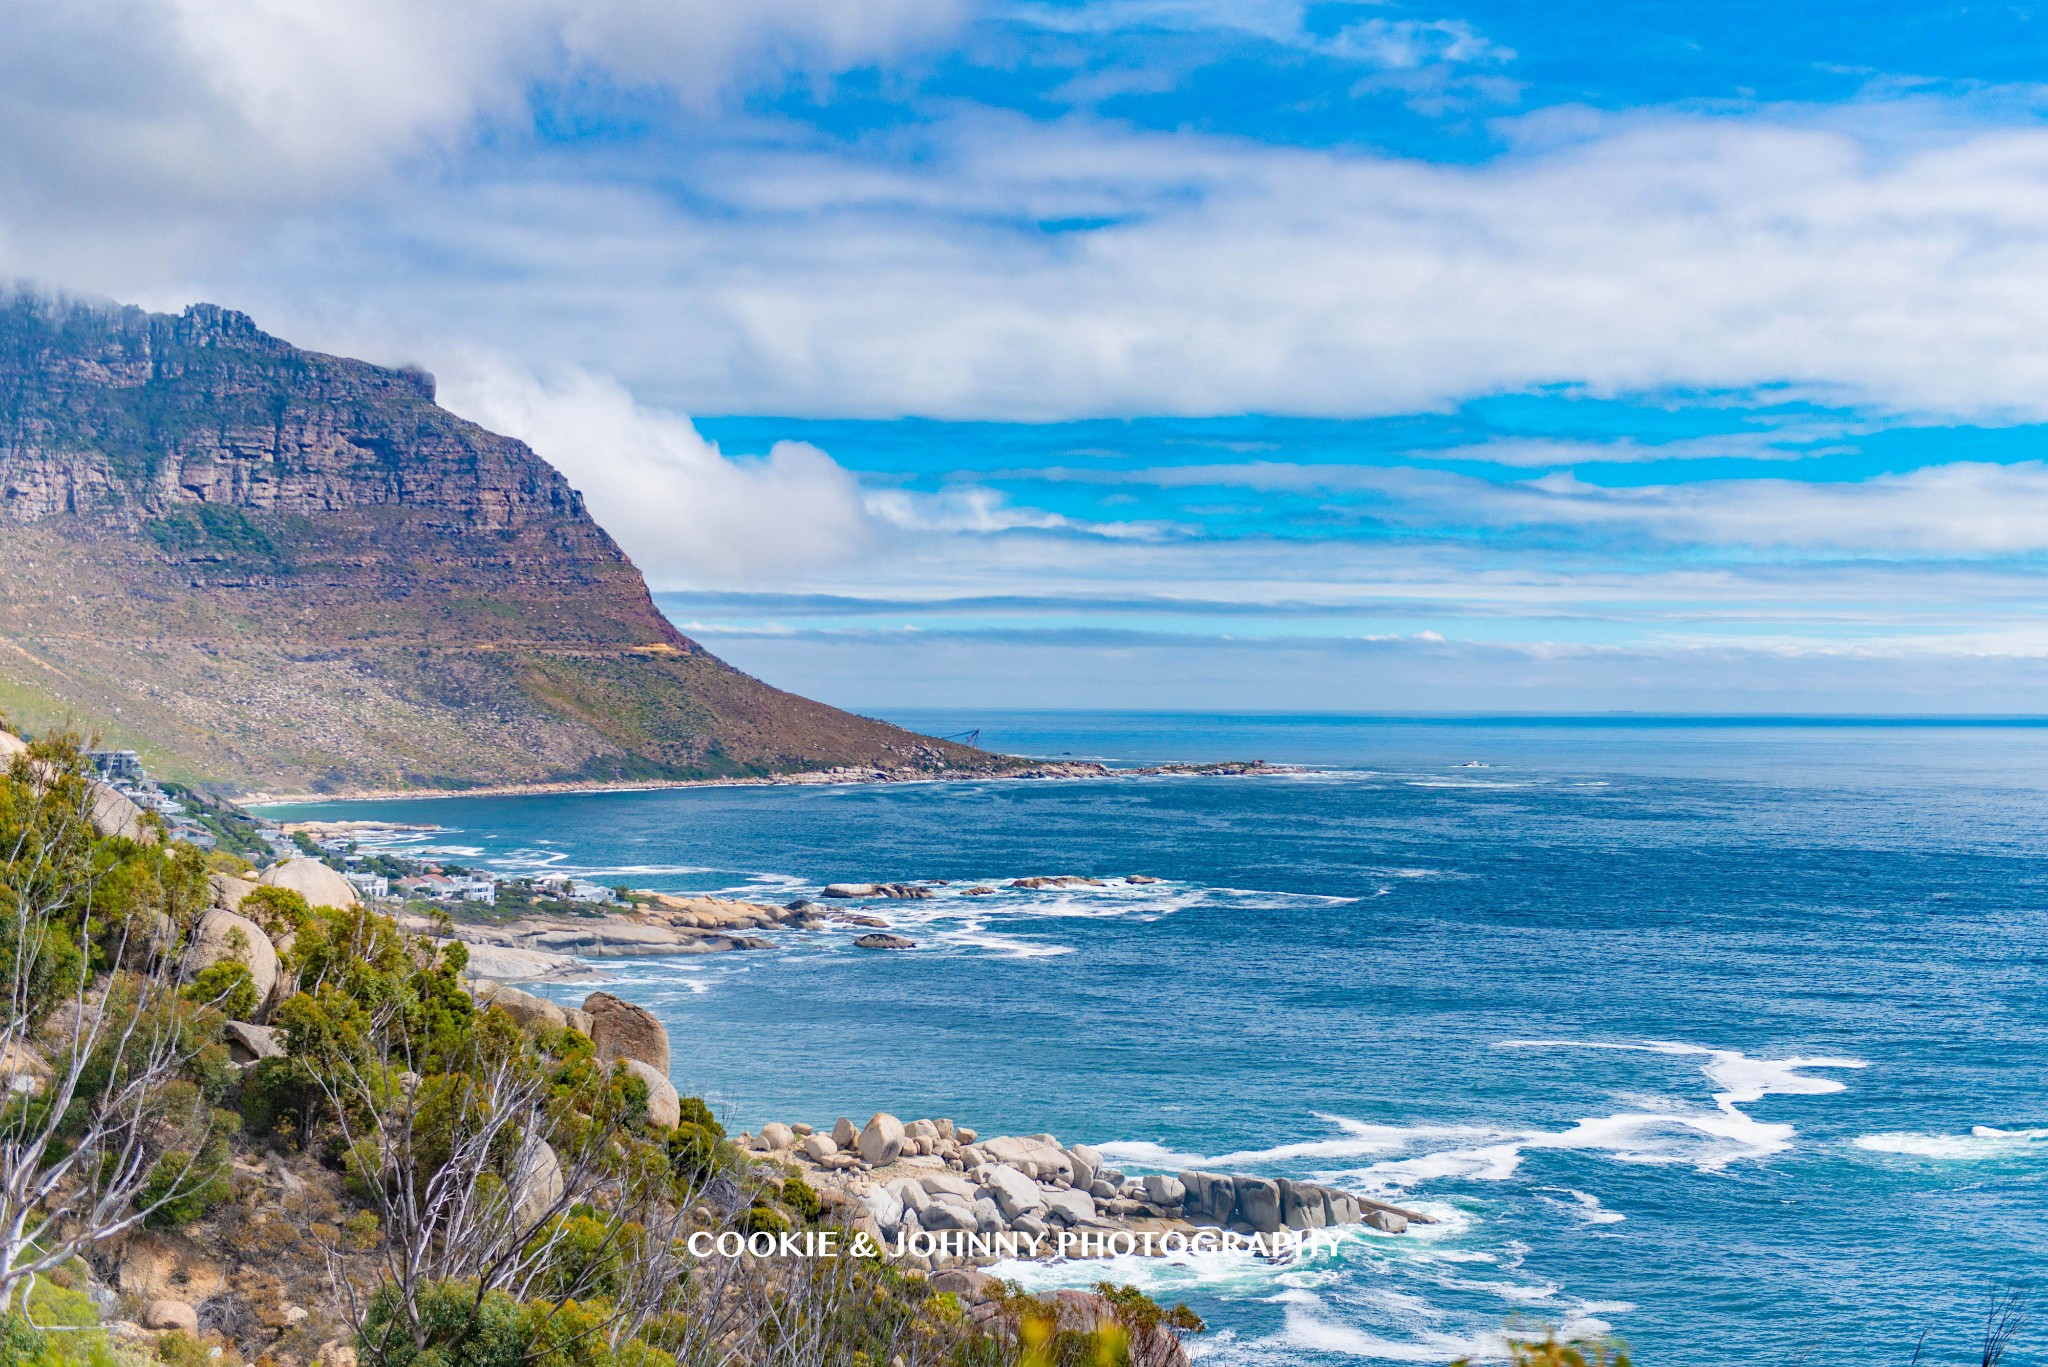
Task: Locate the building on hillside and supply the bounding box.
[455,874,499,903]
[345,871,391,898]
[87,750,146,783]
[397,872,496,904]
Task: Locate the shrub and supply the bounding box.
[664,1124,721,1184]
[0,1313,40,1367]
[184,961,257,1020]
[153,1331,212,1367]
[675,1097,720,1137]
[358,1279,525,1367]
[343,1137,387,1201]
[239,886,312,941]
[139,1128,234,1228]
[239,1056,321,1138]
[738,1203,789,1237]
[780,1176,821,1223]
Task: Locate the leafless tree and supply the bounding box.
[0,746,215,1312]
[1980,1288,2029,1367]
[304,971,697,1367]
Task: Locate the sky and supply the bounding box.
[9,1,2048,712]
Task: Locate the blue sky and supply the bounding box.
[8,0,2048,711]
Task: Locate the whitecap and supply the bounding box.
[1853,1125,2048,1161]
[1534,1188,1625,1225]
[935,929,1075,959]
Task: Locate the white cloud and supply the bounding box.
[433,357,881,586]
[179,102,2048,424]
[1023,457,2048,553]
[1508,461,2048,553]
[0,0,963,275]
[864,485,1178,537]
[1325,18,1511,68]
[1420,427,1862,466]
[1004,0,1512,67]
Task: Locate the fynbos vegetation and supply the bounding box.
[0,729,1202,1367]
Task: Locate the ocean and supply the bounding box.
[261,714,2048,1365]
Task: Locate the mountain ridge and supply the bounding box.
[0,292,999,793]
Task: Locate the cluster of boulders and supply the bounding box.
[822,882,933,900]
[821,874,1165,899]
[744,1114,1429,1264]
[1175,1171,1420,1235]
[177,859,361,1042]
[405,893,836,982]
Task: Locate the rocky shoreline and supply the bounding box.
[463,968,1434,1273]
[398,873,1181,978]
[246,758,1302,805]
[743,1111,1433,1272]
[398,892,838,981]
[75,781,1413,1312]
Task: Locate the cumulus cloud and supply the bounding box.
[434,357,880,586]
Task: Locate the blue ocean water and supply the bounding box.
[263,715,2048,1365]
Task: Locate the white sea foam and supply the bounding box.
[936,927,1075,959]
[1853,1125,2048,1160]
[1270,1293,1503,1363]
[1535,1187,1626,1225]
[1092,1038,1859,1362]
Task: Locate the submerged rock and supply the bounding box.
[854,933,915,950]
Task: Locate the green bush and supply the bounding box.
[343,1136,388,1201]
[153,1332,214,1367]
[138,1135,233,1228]
[239,1055,320,1138]
[240,885,312,940]
[675,1097,720,1137]
[358,1279,525,1367]
[780,1176,821,1223]
[184,961,257,1020]
[0,1313,41,1367]
[664,1123,722,1184]
[737,1203,789,1237]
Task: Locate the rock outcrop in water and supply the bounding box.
[735,1111,1434,1272]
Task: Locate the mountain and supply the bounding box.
[0,293,995,794]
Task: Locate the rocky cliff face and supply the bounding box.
[0,294,992,793]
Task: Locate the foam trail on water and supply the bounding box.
[1854,1126,2048,1161]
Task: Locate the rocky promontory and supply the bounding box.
[732,1111,1432,1273]
[399,893,830,981]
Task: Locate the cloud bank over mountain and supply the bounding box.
[9,0,2048,707]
